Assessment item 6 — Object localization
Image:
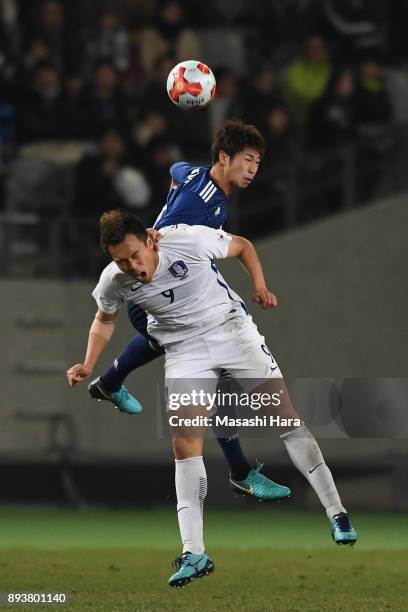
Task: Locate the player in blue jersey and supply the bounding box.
[88,119,289,501]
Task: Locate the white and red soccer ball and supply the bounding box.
[166,60,216,110]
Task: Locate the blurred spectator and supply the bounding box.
[320,0,385,63]
[122,23,148,93]
[301,68,360,220]
[23,0,78,72]
[198,26,247,77]
[65,127,151,276]
[0,0,19,102]
[138,54,175,116]
[15,60,65,143]
[140,1,202,76]
[144,136,181,210]
[248,104,296,235]
[307,68,357,150]
[264,105,295,159]
[82,8,131,77]
[84,60,136,138]
[242,65,287,131]
[0,0,20,62]
[133,110,169,149]
[72,129,151,217]
[207,68,242,136]
[354,60,394,204]
[284,35,333,124]
[60,73,90,140]
[354,60,392,128]
[22,37,52,78]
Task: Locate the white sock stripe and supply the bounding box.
[199,180,213,197]
[203,185,217,202]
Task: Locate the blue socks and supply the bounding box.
[215,433,251,480]
[100,334,163,392]
[211,380,251,480]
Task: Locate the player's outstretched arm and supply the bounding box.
[227,235,278,310]
[66,309,118,386]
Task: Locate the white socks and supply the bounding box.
[175,456,207,554]
[281,424,346,518]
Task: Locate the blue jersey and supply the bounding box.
[154,162,228,230]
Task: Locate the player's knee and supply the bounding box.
[172,436,202,459]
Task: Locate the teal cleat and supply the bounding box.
[330,512,358,545]
[229,462,291,501]
[88,377,143,415]
[168,552,214,588]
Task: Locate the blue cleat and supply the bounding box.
[229,462,291,501]
[330,512,358,545]
[88,377,143,415]
[168,551,214,588]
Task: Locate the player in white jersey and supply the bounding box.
[67,210,358,588]
[93,225,264,347]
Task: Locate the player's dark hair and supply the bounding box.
[211,119,265,163]
[100,209,147,252]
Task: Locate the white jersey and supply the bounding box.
[92,225,248,346]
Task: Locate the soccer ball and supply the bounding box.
[166,60,216,110]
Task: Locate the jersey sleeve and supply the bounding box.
[92,268,124,314]
[169,162,194,184]
[187,226,232,260]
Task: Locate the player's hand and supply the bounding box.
[252,287,278,310]
[67,364,93,386]
[146,228,162,251]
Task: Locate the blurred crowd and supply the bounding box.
[1,0,408,274]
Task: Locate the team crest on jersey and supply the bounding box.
[169,260,188,279]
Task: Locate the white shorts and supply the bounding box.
[164,314,283,403]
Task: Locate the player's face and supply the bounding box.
[109,234,158,283]
[225,147,261,189]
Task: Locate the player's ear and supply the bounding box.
[146,236,154,249]
[219,150,229,167]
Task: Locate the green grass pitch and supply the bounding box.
[0,507,407,611]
